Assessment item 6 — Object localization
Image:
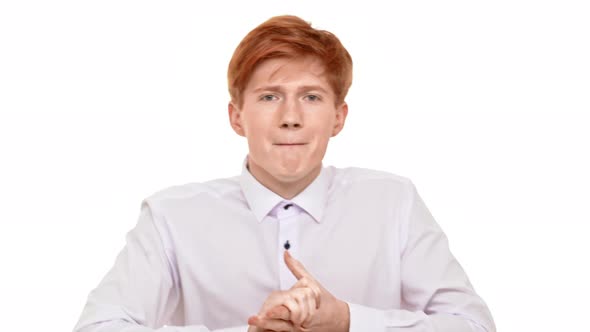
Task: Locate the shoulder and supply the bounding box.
[141,175,242,210]
[325,166,420,207]
[329,165,414,190]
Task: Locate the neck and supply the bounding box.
[247,158,322,200]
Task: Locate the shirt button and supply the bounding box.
[284,203,293,210]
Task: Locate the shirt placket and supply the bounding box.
[276,202,300,290]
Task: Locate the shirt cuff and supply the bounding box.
[211,325,249,332]
[347,302,385,332]
[159,325,248,332]
[347,302,430,331]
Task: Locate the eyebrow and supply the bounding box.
[252,85,329,94]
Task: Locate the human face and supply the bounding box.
[228,56,347,196]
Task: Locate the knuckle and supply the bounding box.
[314,285,322,295]
[293,288,306,298]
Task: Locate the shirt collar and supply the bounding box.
[239,156,330,224]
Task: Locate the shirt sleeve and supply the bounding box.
[346,181,495,332]
[73,201,249,332]
[76,322,249,332]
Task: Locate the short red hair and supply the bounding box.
[228,15,353,107]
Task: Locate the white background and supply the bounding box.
[1,1,589,331]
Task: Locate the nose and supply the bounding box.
[279,99,303,129]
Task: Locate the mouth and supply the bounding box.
[274,143,307,146]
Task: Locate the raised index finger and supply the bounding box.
[284,250,310,280]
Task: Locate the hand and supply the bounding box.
[247,289,315,332]
[248,250,350,332]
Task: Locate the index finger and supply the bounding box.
[284,249,311,280]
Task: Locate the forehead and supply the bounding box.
[245,56,330,91]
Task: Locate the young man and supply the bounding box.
[74,15,495,332]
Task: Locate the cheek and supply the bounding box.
[313,137,330,156]
[311,121,334,154]
[244,120,271,153]
[246,131,265,151]
[243,112,270,136]
[312,116,336,139]
[307,128,331,155]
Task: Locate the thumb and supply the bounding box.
[266,305,291,320]
[284,250,310,280]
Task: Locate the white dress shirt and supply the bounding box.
[74,158,495,332]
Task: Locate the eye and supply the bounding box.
[260,94,278,102]
[304,94,321,102]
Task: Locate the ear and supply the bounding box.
[331,102,348,137]
[228,102,246,137]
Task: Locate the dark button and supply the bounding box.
[284,240,291,250]
[284,203,293,210]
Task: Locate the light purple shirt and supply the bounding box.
[74,158,495,332]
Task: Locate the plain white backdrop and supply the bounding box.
[1,1,588,331]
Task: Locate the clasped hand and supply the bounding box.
[247,250,350,332]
